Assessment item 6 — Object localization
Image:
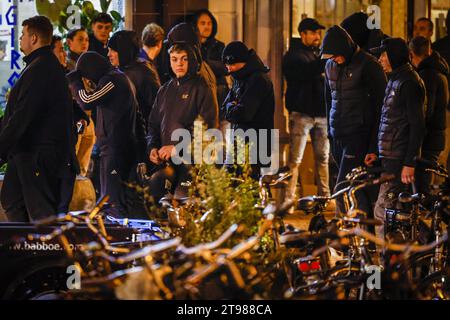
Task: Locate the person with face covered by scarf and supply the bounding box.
[67,51,140,218]
[146,43,218,203]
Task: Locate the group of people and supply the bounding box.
[0,8,449,243]
[283,11,449,240]
[0,10,275,221]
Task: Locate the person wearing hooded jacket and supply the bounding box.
[192,9,229,113]
[108,30,161,126]
[410,36,449,194]
[67,51,139,218]
[371,38,426,239]
[321,25,387,215]
[282,18,330,202]
[221,41,275,178]
[0,16,73,222]
[340,12,388,55]
[147,43,218,203]
[164,22,219,114]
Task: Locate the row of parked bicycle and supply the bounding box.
[10,158,450,300]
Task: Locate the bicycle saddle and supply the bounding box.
[297,196,327,214]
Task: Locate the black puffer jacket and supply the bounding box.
[417,51,449,153]
[432,33,450,111]
[322,25,387,153]
[222,49,275,131]
[378,63,426,166]
[67,52,139,156]
[146,45,218,151]
[282,38,326,117]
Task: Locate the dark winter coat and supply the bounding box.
[322,25,387,153]
[0,46,73,176]
[282,38,326,117]
[146,45,218,151]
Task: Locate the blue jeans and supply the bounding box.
[287,112,330,198]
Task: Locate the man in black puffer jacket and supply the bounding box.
[147,43,218,203]
[371,38,426,239]
[410,36,449,194]
[321,25,387,214]
[108,30,160,126]
[67,52,139,217]
[222,41,275,178]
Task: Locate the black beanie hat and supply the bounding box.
[222,41,249,64]
[370,38,410,70]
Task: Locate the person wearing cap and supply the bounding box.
[282,18,330,201]
[321,25,387,215]
[371,38,426,239]
[67,51,140,218]
[410,36,449,195]
[221,41,275,178]
[164,22,219,113]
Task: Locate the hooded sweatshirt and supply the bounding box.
[321,25,387,153]
[67,52,138,156]
[146,44,218,151]
[417,51,449,152]
[191,9,228,87]
[108,30,161,124]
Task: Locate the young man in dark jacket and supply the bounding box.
[282,18,330,201]
[371,38,426,239]
[0,16,73,222]
[67,52,139,217]
[410,36,449,194]
[192,9,229,113]
[222,41,275,178]
[164,22,219,112]
[147,43,218,203]
[321,25,387,214]
[108,30,160,127]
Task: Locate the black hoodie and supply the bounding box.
[67,52,139,156]
[222,49,275,131]
[146,44,218,151]
[417,51,450,152]
[321,25,387,153]
[191,9,228,88]
[340,12,387,54]
[165,22,219,111]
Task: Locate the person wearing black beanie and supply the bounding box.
[370,38,427,240]
[67,51,141,218]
